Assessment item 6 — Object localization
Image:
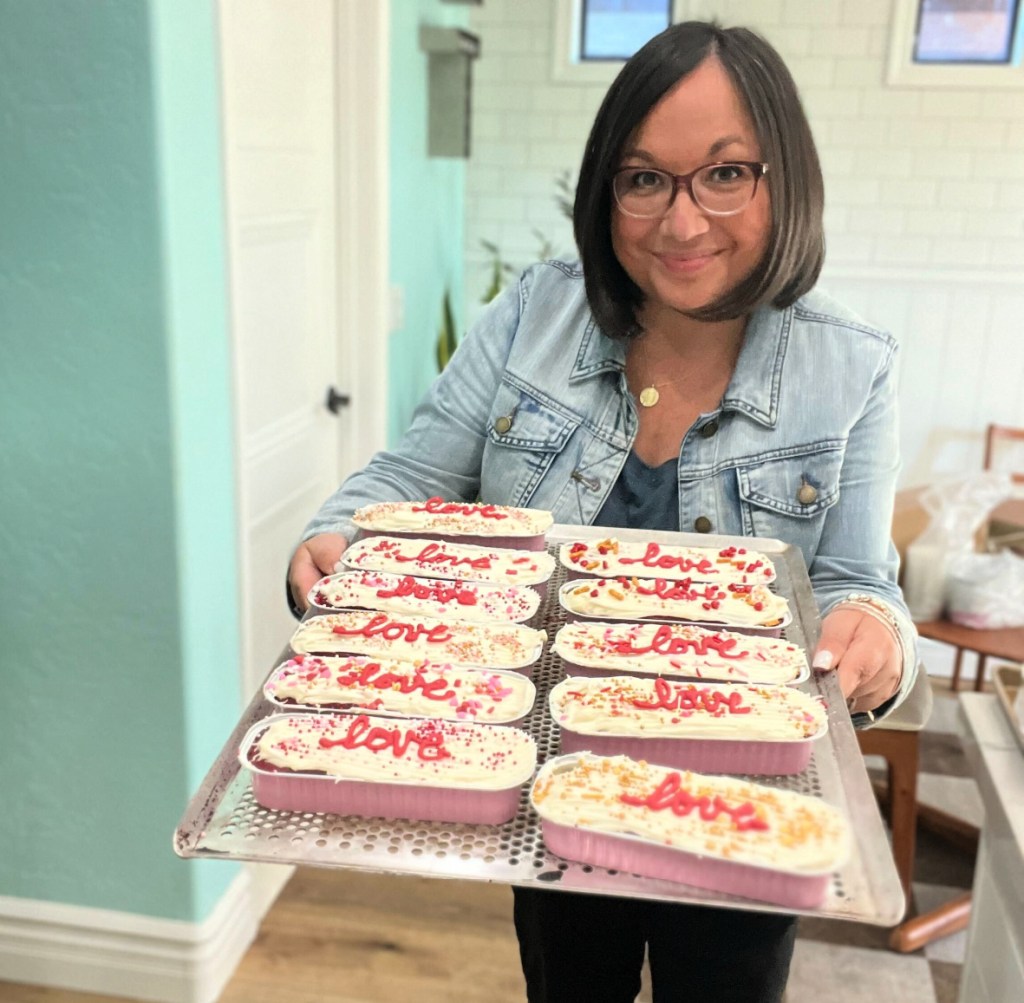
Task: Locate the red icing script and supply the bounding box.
[605,624,748,660]
[331,612,453,644]
[392,542,494,571]
[620,772,768,831]
[334,661,456,702]
[411,496,508,520]
[373,574,479,607]
[617,542,715,576]
[629,677,752,715]
[318,714,451,761]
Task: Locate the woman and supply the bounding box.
[289,21,917,1002]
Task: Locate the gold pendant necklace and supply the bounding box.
[638,385,660,408]
[632,336,675,408]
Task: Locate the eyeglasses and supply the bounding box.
[611,161,769,219]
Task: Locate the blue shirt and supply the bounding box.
[595,452,679,532]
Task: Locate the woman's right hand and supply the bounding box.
[287,532,349,613]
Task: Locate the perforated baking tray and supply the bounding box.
[174,524,905,925]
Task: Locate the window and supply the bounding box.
[553,0,690,84]
[579,0,671,61]
[888,0,1024,86]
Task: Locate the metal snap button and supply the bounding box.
[700,420,719,439]
[694,516,712,533]
[797,482,818,505]
[494,415,513,435]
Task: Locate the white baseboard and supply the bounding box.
[0,868,269,1003]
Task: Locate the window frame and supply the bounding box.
[887,0,1024,88]
[551,0,692,84]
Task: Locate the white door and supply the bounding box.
[219,0,389,704]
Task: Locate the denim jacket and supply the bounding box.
[305,260,917,711]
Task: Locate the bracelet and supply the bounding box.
[837,592,902,641]
[833,592,907,684]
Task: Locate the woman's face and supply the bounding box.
[611,57,771,318]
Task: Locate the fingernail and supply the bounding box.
[812,650,834,671]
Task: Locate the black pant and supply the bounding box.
[513,887,797,1003]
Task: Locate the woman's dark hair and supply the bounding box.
[573,21,824,338]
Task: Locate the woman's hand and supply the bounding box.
[288,532,349,613]
[813,605,902,715]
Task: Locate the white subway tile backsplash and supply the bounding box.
[811,26,872,57]
[920,91,985,119]
[840,0,891,26]
[783,0,842,25]
[903,208,965,238]
[929,237,993,268]
[886,118,948,147]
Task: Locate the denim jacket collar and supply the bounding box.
[569,301,790,428]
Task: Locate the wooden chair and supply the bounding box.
[856,667,933,905]
[983,422,1024,485]
[914,422,1024,692]
[857,669,982,953]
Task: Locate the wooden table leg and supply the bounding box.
[974,653,988,692]
[951,647,964,692]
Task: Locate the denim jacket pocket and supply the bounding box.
[736,444,844,557]
[482,380,581,507]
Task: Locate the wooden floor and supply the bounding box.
[0,869,532,1003]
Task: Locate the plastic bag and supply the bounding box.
[945,549,1024,629]
[902,472,1013,621]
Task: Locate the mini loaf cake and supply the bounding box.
[308,570,540,623]
[549,675,826,774]
[265,654,537,724]
[531,753,849,908]
[554,620,808,685]
[560,538,776,585]
[243,712,538,824]
[559,576,790,633]
[341,536,556,592]
[290,610,547,675]
[352,497,553,550]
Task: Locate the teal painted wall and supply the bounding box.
[0,0,239,922]
[388,0,469,446]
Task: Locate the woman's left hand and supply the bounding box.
[813,606,902,714]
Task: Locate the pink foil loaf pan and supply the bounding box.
[240,713,538,825]
[531,754,849,910]
[549,676,826,775]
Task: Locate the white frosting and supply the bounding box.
[290,611,546,670]
[554,621,807,685]
[308,571,540,623]
[549,675,826,740]
[560,576,790,628]
[532,754,849,873]
[266,655,536,723]
[560,538,777,584]
[250,713,537,789]
[352,497,553,536]
[342,536,555,587]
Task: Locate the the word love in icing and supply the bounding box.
[374,574,479,607]
[333,660,456,701]
[617,542,715,576]
[318,714,452,761]
[629,677,752,715]
[331,612,453,644]
[607,624,749,660]
[411,496,508,520]
[620,771,768,832]
[390,541,495,570]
